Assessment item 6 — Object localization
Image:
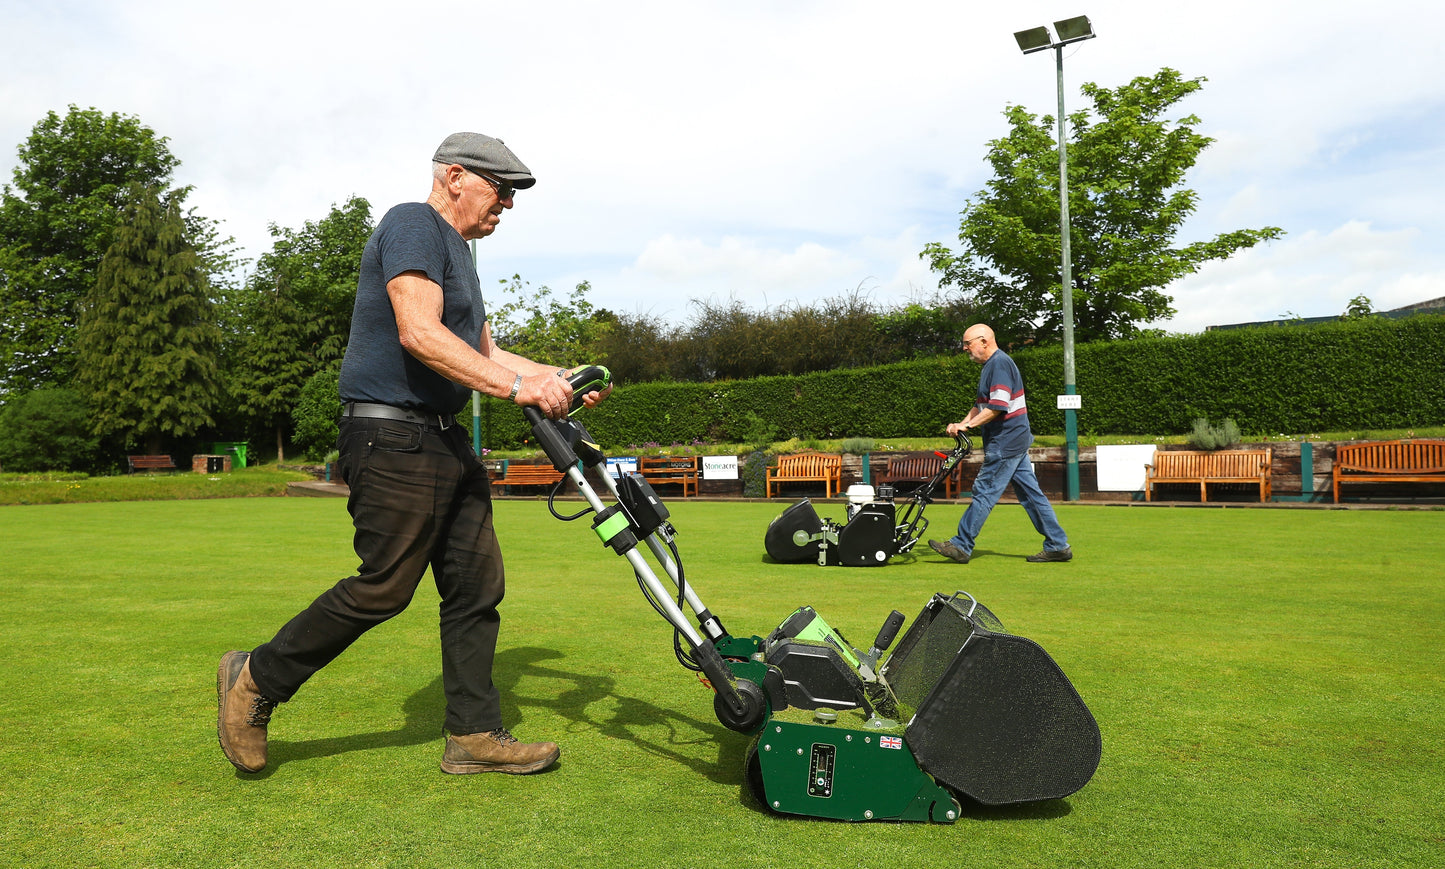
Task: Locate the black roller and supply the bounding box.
[763,499,825,563]
[885,593,1101,805]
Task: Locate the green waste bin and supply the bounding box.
[212,442,248,469]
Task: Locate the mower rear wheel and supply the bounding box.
[714,678,768,733]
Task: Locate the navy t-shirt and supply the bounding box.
[339,203,486,414]
[974,349,1034,457]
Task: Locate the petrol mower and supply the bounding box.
[764,432,973,566]
[526,368,1100,822]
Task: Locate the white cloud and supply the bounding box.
[1160,221,1445,331]
[4,0,1445,335]
[633,235,862,292]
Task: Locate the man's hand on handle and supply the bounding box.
[512,366,613,420]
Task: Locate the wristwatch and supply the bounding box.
[506,374,523,401]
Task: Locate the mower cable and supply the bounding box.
[546,478,594,522]
[664,535,702,671]
[629,535,703,672]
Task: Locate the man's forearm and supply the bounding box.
[965,408,1001,428]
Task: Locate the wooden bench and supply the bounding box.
[1333,439,1445,503]
[494,462,566,494]
[638,455,700,497]
[1144,448,1272,502]
[767,452,843,498]
[127,455,177,474]
[881,452,961,499]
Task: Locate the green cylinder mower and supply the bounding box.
[525,368,1100,823]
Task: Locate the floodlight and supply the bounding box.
[1008,14,1098,501]
[1053,15,1095,45]
[1013,26,1053,54]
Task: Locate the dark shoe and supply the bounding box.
[217,650,277,773]
[441,728,560,775]
[1026,547,1073,563]
[928,539,970,564]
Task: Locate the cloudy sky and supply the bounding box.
[4,0,1442,334]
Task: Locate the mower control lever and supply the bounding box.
[857,609,906,683]
[871,610,906,655]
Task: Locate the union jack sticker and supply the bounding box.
[880,736,902,750]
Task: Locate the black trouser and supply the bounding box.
[249,416,505,735]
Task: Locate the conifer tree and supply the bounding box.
[77,184,222,453]
[1,107,181,393]
[232,284,310,462]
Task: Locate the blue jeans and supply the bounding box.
[249,416,505,735]
[950,450,1069,555]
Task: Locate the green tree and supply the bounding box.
[75,184,222,453]
[246,196,372,367]
[1342,294,1376,320]
[922,68,1284,346]
[0,107,193,394]
[227,197,372,459]
[487,275,611,366]
[291,360,341,460]
[231,284,311,462]
[589,309,680,384]
[0,388,98,472]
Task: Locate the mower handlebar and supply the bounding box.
[521,364,613,471]
[564,365,611,414]
[933,432,973,459]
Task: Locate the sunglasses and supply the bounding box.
[469,169,515,201]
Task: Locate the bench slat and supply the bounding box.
[767,452,843,498]
[638,456,699,497]
[1145,449,1271,502]
[881,453,959,498]
[127,455,177,473]
[1333,439,1445,502]
[494,463,565,493]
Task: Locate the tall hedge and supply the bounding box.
[471,316,1445,451]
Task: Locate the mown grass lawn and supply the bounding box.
[2,497,1441,868]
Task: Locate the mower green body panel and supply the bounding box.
[741,592,1100,820]
[749,713,958,823]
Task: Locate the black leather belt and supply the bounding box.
[342,402,456,430]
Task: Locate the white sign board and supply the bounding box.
[1057,394,1082,410]
[605,457,638,479]
[702,455,739,480]
[1095,444,1157,492]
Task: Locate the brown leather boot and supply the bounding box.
[217,651,277,773]
[441,728,560,775]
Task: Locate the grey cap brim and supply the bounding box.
[433,132,536,189]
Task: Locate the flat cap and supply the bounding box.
[433,132,536,189]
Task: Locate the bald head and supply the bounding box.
[963,324,997,362]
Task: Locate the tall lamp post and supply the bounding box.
[1013,15,1095,502]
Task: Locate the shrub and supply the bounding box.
[292,361,341,460]
[741,451,772,498]
[427,315,1445,451]
[0,389,99,472]
[1186,417,1242,450]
